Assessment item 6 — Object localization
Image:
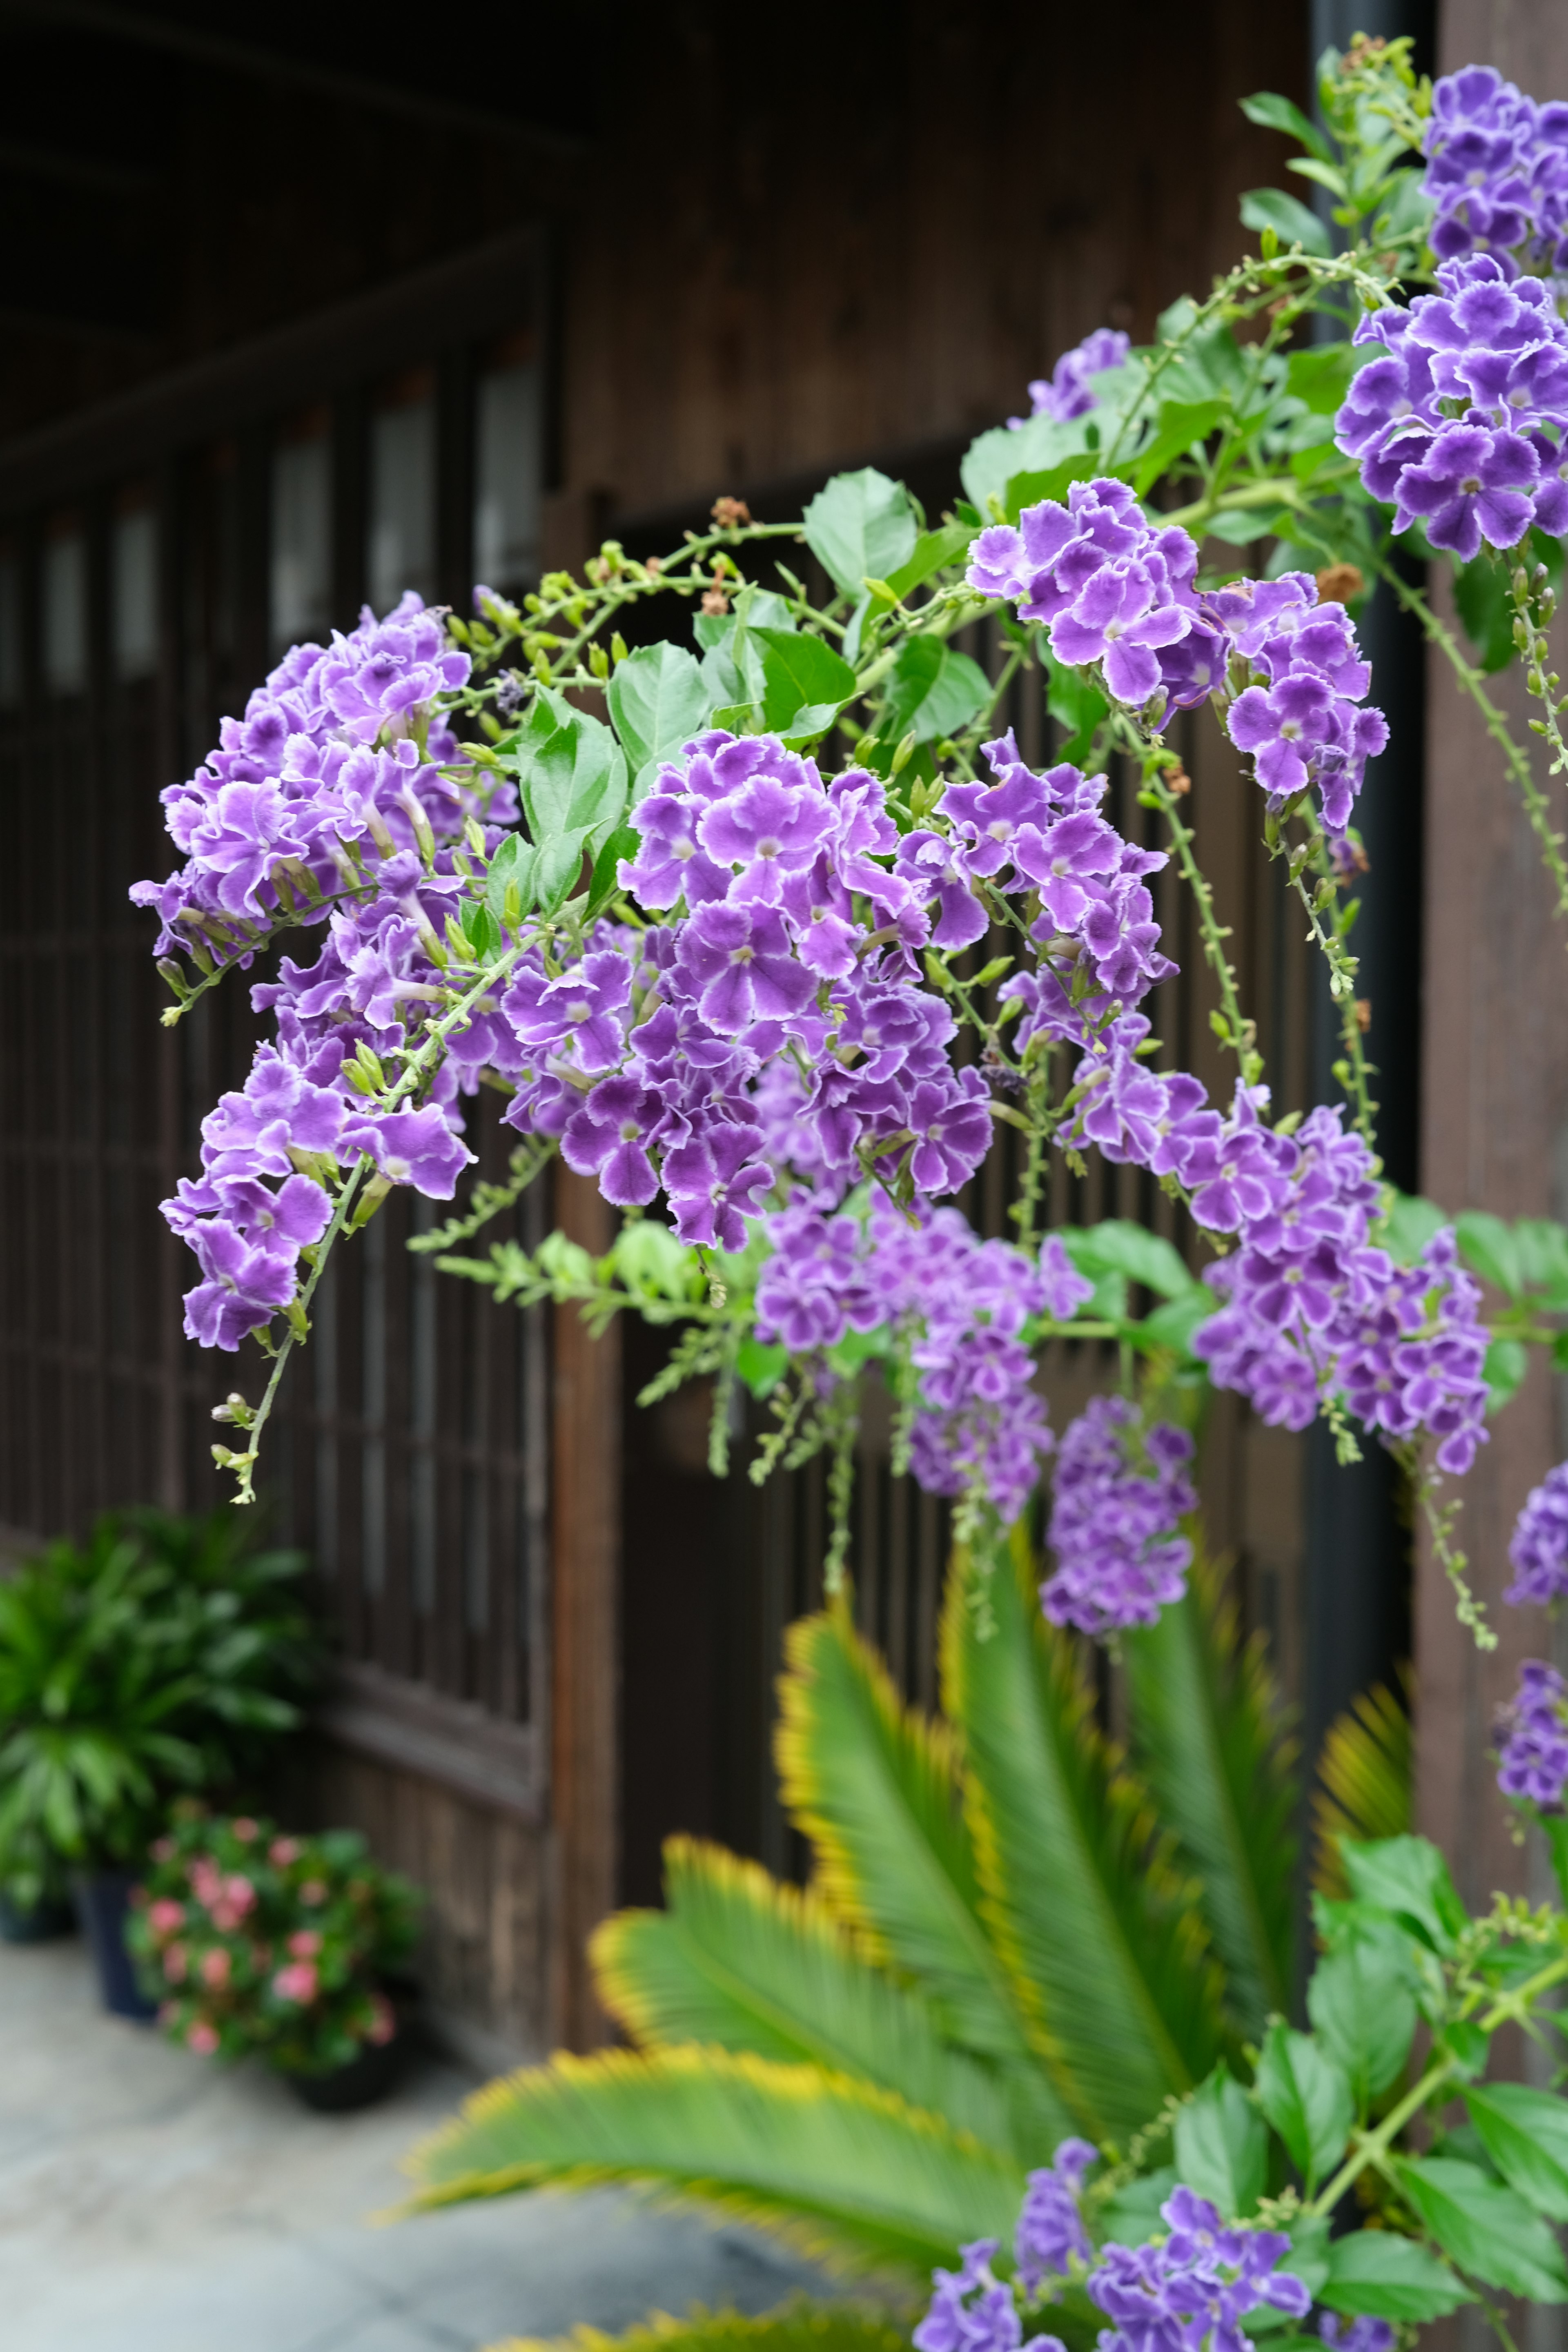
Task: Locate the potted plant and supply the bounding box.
[0,1508,315,2012]
[126,1809,422,2108]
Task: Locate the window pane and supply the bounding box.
[112,508,158,681]
[368,388,435,615]
[474,355,542,592]
[42,531,86,696]
[270,429,332,653]
[0,552,20,708]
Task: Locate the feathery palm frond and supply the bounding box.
[401,2043,1026,2278]
[1312,1670,1413,1901]
[592,1837,1026,2155]
[486,2300,915,2352]
[1122,1548,1298,2039]
[942,1534,1225,2142]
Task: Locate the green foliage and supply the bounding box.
[606,642,713,794]
[1171,2065,1266,2217]
[1318,2230,1474,2321]
[1253,2021,1353,2194]
[1395,2156,1568,2302]
[0,1508,315,1904]
[801,469,919,601]
[125,1806,419,2075]
[1312,1672,1411,1900]
[487,2305,915,2352]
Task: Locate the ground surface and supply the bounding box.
[0,1937,826,2352]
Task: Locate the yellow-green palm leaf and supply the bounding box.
[487,2301,913,2352]
[594,1837,1025,2155]
[1312,1671,1412,1902]
[402,2045,1025,2279]
[942,1536,1224,2142]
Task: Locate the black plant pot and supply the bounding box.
[0,1888,76,1944]
[74,1869,159,2021]
[286,2027,403,2113]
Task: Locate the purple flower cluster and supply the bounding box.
[968,483,1386,833]
[914,2241,1064,2352]
[1496,1659,1568,1808]
[753,1196,1093,1523]
[1011,328,1132,427]
[1193,1125,1490,1477]
[1040,1396,1196,1637]
[1422,66,1568,278]
[1086,2185,1310,2352]
[1337,256,1568,560]
[1318,2321,1395,2352]
[1506,1459,1568,1606]
[1015,2138,1098,2295]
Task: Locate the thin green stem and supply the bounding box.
[1140,765,1261,1086]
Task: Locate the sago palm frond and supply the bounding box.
[486,2299,914,2352]
[401,2043,1026,2279]
[1312,1669,1412,1902]
[775,1604,1069,2153]
[592,1836,1025,2155]
[1122,1548,1298,2039]
[942,1534,1225,2144]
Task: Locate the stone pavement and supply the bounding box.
[0,1937,827,2352]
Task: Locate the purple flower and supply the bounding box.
[502,950,633,1074]
[1088,2186,1309,2352]
[1041,1396,1196,1637]
[1318,2319,1395,2352]
[1051,559,1193,707]
[1497,1660,1568,1808]
[560,1077,663,1207]
[914,2240,1066,2352]
[1013,328,1132,426]
[905,1069,993,1195]
[1016,2138,1098,2293]
[182,1225,298,1349]
[1507,1461,1568,1606]
[675,900,816,1032]
[341,1106,474,1199]
[697,771,835,902]
[1392,418,1539,561]
[1422,68,1568,276]
[661,1122,773,1250]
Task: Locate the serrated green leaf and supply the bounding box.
[1239,188,1332,258]
[505,688,628,849]
[880,637,990,745]
[802,470,919,601]
[753,629,858,744]
[1174,2063,1267,2216]
[484,831,539,924]
[1305,1915,1419,2109]
[1254,2022,1353,2191]
[1465,2083,1568,2223]
[1455,1208,1522,1296]
[606,641,714,779]
[1340,1835,1464,1956]
[1395,2155,1568,2301]
[1240,90,1336,164]
[1319,2230,1473,2321]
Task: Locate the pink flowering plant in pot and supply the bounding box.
[131,26,1568,2341]
[126,1809,419,2082]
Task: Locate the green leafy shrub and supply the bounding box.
[0,1507,315,1905]
[125,1808,420,2073]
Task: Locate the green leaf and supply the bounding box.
[1305,1915,1419,2109]
[1339,1835,1464,1957]
[492,2305,915,2352]
[1319,2230,1474,2321]
[1285,343,1359,416]
[484,831,540,924]
[802,470,919,601]
[1378,1191,1448,1267]
[754,629,858,739]
[1134,1292,1218,1360]
[1514,1216,1568,1301]
[593,1835,1025,2156]
[1206,506,1286,547]
[1239,189,1332,258]
[1465,2083,1568,2223]
[1133,400,1223,497]
[885,520,976,603]
[735,1337,787,1400]
[1453,552,1517,675]
[1043,645,1110,764]
[402,2043,1025,2280]
[1240,91,1336,165]
[1484,1338,1529,1411]
[584,822,639,916]
[1002,453,1109,521]
[960,414,1096,519]
[878,637,990,746]
[1455,1208,1522,1296]
[505,687,629,849]
[1063,1219,1194,1300]
[942,1536,1224,2141]
[606,641,714,783]
[1174,2064,1267,2217]
[1254,2022,1353,2192]
[1395,2155,1568,2301]
[1123,1558,1297,2038]
[777,1603,1070,2155]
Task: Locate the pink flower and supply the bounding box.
[230,1818,259,1842]
[268,1837,301,1866]
[272,1960,319,2005]
[225,1874,256,1913]
[298,1879,327,1906]
[163,1944,188,1983]
[365,1992,396,2047]
[200,1947,232,1988]
[286,1929,322,1960]
[187,2020,220,2057]
[148,1898,185,1938]
[150,1836,175,1863]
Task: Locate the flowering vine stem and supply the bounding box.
[1269,809,1379,1149]
[1377,555,1568,922]
[1135,755,1261,1087]
[1396,1440,1495,1650]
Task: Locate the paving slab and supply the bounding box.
[0,1938,827,2352]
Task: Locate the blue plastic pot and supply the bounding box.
[74,1869,158,2021]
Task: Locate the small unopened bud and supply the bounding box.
[701,586,729,617]
[1163,765,1192,796]
[1353,998,1372,1032]
[711,495,751,529]
[1314,563,1363,606]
